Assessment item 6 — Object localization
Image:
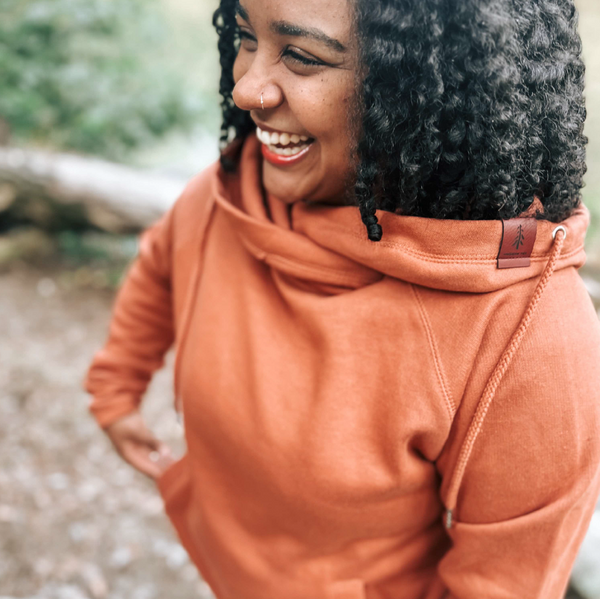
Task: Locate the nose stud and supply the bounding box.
[260,92,264,111]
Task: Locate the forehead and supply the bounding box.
[238,0,352,40]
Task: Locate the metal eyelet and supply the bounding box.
[552,225,567,240]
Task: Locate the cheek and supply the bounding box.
[305,80,356,144]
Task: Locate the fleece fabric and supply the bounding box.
[84,133,600,599]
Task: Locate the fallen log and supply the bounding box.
[0,145,189,232]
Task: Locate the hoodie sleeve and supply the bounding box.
[83,205,175,429]
[431,274,600,599]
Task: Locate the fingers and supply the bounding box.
[103,411,176,480]
[122,443,163,479]
[136,425,163,450]
[149,442,176,476]
[122,443,175,480]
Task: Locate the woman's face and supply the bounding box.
[232,0,358,205]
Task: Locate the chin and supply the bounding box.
[264,185,303,204]
[262,174,310,205]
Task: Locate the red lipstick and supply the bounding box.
[261,142,314,166]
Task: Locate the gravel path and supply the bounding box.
[0,262,213,599]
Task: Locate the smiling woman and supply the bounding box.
[228,0,359,213]
[214,0,588,241]
[83,0,600,598]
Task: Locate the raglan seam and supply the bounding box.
[171,195,218,408]
[410,283,456,420]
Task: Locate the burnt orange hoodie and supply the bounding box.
[84,134,600,599]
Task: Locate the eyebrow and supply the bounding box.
[235,3,346,54]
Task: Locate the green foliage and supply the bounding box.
[57,229,137,265]
[0,0,205,160]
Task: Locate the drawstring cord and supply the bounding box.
[444,225,568,529]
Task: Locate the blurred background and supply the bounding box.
[0,1,599,598]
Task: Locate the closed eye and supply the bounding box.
[238,30,326,68]
[285,49,324,67]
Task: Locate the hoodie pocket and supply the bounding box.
[327,579,366,599]
[152,454,222,596]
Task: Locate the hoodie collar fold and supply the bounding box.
[214,134,589,294]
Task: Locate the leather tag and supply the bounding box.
[497,218,537,269]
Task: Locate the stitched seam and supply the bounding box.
[243,238,357,280]
[316,224,584,264]
[242,238,378,287]
[269,255,371,287]
[411,284,456,419]
[173,197,217,404]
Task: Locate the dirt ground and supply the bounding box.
[0,260,214,599]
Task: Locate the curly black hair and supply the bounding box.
[213,0,587,242]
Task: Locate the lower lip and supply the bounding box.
[261,141,314,166]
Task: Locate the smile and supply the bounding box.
[256,126,315,166]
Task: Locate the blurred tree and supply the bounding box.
[0,0,205,160]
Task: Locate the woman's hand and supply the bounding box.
[104,410,175,480]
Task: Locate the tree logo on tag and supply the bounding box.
[498,218,537,269]
[512,224,525,251]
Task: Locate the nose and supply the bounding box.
[232,60,283,113]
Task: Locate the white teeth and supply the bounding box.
[267,143,310,156]
[256,126,312,148]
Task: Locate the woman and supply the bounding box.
[83,0,600,596]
